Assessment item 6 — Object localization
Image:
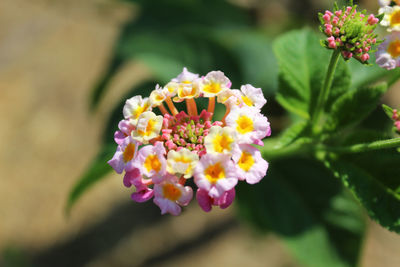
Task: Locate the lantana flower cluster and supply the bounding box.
[108,68,270,215]
[376,0,400,69]
[319,4,380,63]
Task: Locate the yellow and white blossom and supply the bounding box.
[123,95,152,124]
[150,84,166,107]
[204,126,238,155]
[167,148,199,178]
[132,111,163,143]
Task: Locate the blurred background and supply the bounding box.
[1,0,400,266]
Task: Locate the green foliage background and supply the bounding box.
[67,1,400,267]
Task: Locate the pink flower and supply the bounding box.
[232,144,269,184]
[114,119,136,145]
[376,32,400,70]
[196,188,235,212]
[108,136,139,174]
[239,84,267,110]
[395,121,400,132]
[153,176,193,215]
[225,106,271,145]
[194,154,238,198]
[133,141,167,179]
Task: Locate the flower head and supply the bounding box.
[232,144,269,184]
[108,136,139,174]
[225,106,271,145]
[108,68,271,215]
[133,141,167,180]
[204,126,238,155]
[376,32,400,69]
[196,188,235,212]
[379,4,400,31]
[132,111,163,144]
[123,96,151,124]
[194,154,238,198]
[379,0,392,7]
[153,175,193,215]
[319,3,381,63]
[197,71,231,97]
[240,84,266,110]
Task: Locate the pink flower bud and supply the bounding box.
[325,28,333,35]
[325,10,333,16]
[360,53,370,62]
[335,10,343,17]
[342,51,353,59]
[325,23,333,29]
[393,110,399,120]
[367,14,379,25]
[334,28,340,35]
[323,13,331,23]
[395,121,400,132]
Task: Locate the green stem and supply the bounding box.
[262,136,400,162]
[261,138,313,161]
[317,138,400,154]
[311,49,341,134]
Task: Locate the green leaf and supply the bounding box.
[324,82,388,132]
[326,156,400,233]
[89,56,124,112]
[236,158,365,267]
[274,29,316,118]
[215,30,278,95]
[65,144,115,215]
[273,28,351,118]
[274,120,308,149]
[382,104,395,119]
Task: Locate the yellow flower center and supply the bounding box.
[242,95,253,106]
[213,133,233,153]
[155,94,164,102]
[179,85,197,98]
[146,119,156,134]
[144,154,161,172]
[391,10,400,27]
[138,119,157,136]
[205,162,226,184]
[236,115,254,134]
[133,103,150,119]
[175,156,192,164]
[388,39,400,58]
[238,151,255,171]
[162,184,182,201]
[123,143,136,163]
[203,82,222,94]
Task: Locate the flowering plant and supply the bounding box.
[67,0,400,266]
[107,69,270,214]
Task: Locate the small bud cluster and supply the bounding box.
[392,109,400,132]
[376,1,400,69]
[319,4,380,63]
